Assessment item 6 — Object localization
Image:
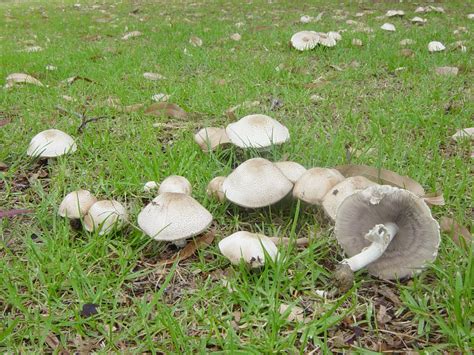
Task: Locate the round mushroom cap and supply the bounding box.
[428,41,445,52]
[322,176,377,221]
[335,185,440,280]
[218,231,278,268]
[58,190,97,219]
[226,114,290,149]
[293,168,345,205]
[207,176,226,202]
[83,200,128,235]
[274,161,307,184]
[194,127,230,152]
[158,175,192,195]
[290,31,320,51]
[137,192,213,241]
[27,129,77,158]
[381,23,396,32]
[222,158,293,208]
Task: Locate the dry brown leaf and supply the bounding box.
[5,73,43,88]
[452,127,474,141]
[0,209,34,218]
[335,164,425,196]
[440,217,472,247]
[376,305,392,325]
[145,102,187,119]
[279,304,305,322]
[44,333,60,351]
[189,36,203,47]
[159,230,215,266]
[422,193,445,206]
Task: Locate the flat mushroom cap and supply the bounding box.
[274,161,307,184]
[222,158,293,208]
[207,176,226,202]
[194,127,230,152]
[27,129,77,158]
[290,31,320,51]
[58,190,97,219]
[226,114,290,149]
[137,192,213,241]
[158,175,192,195]
[335,185,440,280]
[293,167,345,205]
[218,231,278,268]
[83,200,128,235]
[322,176,376,221]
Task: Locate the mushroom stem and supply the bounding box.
[342,222,398,272]
[173,239,188,248]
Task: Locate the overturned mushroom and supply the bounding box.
[219,231,278,268]
[293,168,345,205]
[334,185,440,290]
[194,127,230,152]
[83,200,128,236]
[27,129,77,158]
[274,161,307,184]
[207,176,226,202]
[158,175,192,195]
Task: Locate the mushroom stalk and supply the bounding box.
[342,222,398,272]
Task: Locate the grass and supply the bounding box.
[1,0,473,352]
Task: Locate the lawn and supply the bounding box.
[1,0,473,352]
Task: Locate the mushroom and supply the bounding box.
[222,158,293,208]
[322,176,377,221]
[327,31,342,42]
[218,231,278,268]
[385,10,405,17]
[290,31,320,51]
[316,32,337,47]
[225,114,290,149]
[194,127,230,152]
[292,168,345,205]
[58,190,97,219]
[334,185,440,289]
[207,176,226,202]
[83,200,128,235]
[137,192,213,247]
[158,175,192,195]
[428,41,445,52]
[27,129,77,158]
[274,161,307,184]
[411,16,427,25]
[143,181,159,192]
[380,23,396,32]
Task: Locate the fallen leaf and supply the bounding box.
[279,304,305,322]
[422,193,445,206]
[44,333,61,351]
[376,305,391,324]
[160,230,215,265]
[62,76,95,85]
[335,164,425,196]
[145,102,187,119]
[4,73,43,88]
[0,209,34,218]
[0,162,8,171]
[452,127,474,141]
[80,303,99,318]
[122,30,142,40]
[143,72,165,81]
[189,36,203,47]
[377,285,402,306]
[440,217,472,247]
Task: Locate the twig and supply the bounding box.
[55,105,111,134]
[77,116,109,133]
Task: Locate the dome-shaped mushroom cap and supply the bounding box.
[207,176,226,202]
[137,192,213,241]
[428,41,445,52]
[194,127,230,152]
[222,158,293,208]
[226,114,290,149]
[274,161,307,184]
[27,129,77,158]
[293,168,345,205]
[158,175,192,195]
[58,190,97,219]
[290,31,320,51]
[83,200,128,235]
[322,176,377,221]
[218,231,278,268]
[335,185,440,280]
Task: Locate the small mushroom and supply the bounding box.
[218,231,278,268]
[194,127,230,152]
[334,185,440,289]
[83,200,128,235]
[322,176,377,221]
[300,15,313,24]
[428,41,445,52]
[290,31,320,51]
[207,176,226,202]
[411,16,427,25]
[158,175,192,195]
[327,31,342,42]
[222,158,293,208]
[380,23,396,32]
[137,192,213,247]
[274,161,307,184]
[143,181,159,192]
[292,168,345,205]
[27,129,77,158]
[225,114,290,149]
[58,190,97,219]
[385,10,405,17]
[316,32,337,47]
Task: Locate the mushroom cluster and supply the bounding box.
[290,30,342,51]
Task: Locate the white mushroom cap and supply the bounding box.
[315,32,337,47]
[222,158,293,208]
[194,127,230,152]
[27,129,77,158]
[428,41,445,52]
[226,114,290,149]
[411,16,427,24]
[335,185,440,280]
[274,161,307,184]
[58,190,97,219]
[137,192,213,242]
[322,176,377,221]
[143,181,159,192]
[381,23,396,32]
[218,231,278,268]
[290,31,320,51]
[83,200,128,235]
[158,175,192,195]
[293,167,345,205]
[385,10,405,17]
[207,176,226,202]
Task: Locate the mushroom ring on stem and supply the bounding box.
[334,185,440,283]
